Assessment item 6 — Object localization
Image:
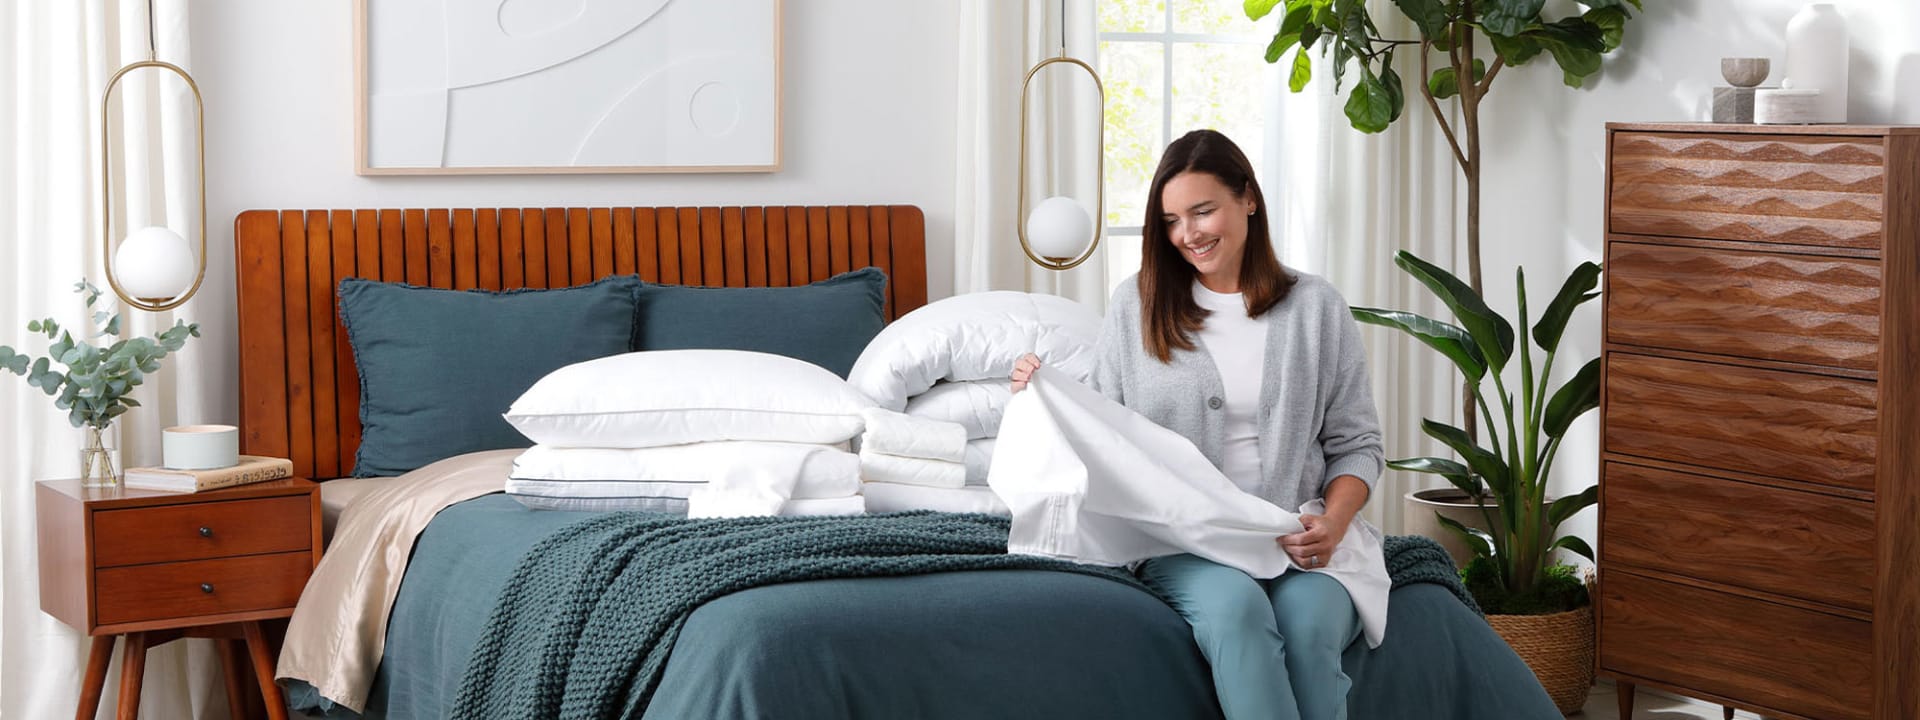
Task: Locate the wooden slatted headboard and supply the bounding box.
[235,205,928,480]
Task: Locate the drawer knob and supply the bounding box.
[200,583,214,594]
[198,526,213,538]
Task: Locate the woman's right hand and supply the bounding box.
[1010,353,1042,394]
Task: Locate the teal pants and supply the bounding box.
[1138,554,1361,720]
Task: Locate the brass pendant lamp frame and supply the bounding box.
[99,2,208,312]
[1015,27,1105,271]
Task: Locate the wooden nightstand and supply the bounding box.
[36,477,321,720]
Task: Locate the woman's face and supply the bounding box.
[1160,170,1255,292]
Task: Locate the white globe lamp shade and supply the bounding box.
[115,225,196,301]
[1025,196,1093,262]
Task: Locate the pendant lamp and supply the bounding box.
[1016,1,1105,271]
[101,0,207,311]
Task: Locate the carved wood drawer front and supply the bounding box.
[92,496,312,568]
[1601,461,1875,611]
[1609,132,1885,252]
[1599,572,1872,720]
[1604,353,1877,492]
[1606,242,1881,371]
[92,551,310,626]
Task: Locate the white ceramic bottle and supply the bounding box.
[1783,3,1849,123]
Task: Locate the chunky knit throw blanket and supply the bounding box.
[450,511,1145,720]
[1383,534,1482,616]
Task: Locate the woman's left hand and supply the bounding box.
[1278,514,1349,569]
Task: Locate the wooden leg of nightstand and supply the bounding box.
[1617,681,1635,719]
[76,635,114,720]
[217,638,254,720]
[241,622,287,720]
[116,632,149,720]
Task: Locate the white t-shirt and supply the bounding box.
[1193,282,1267,494]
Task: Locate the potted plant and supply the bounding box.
[1353,251,1602,712]
[0,281,199,486]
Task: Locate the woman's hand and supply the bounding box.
[1278,514,1349,569]
[1010,353,1042,394]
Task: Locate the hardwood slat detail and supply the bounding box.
[1599,572,1872,720]
[325,210,355,477]
[545,207,569,287]
[426,209,453,287]
[889,206,928,316]
[1877,132,1920,720]
[377,210,404,283]
[277,212,314,479]
[612,208,637,275]
[304,211,339,480]
[784,206,808,286]
[1601,452,1873,503]
[521,209,548,288]
[698,207,725,286]
[827,206,851,276]
[235,211,289,461]
[721,207,746,287]
[655,208,681,284]
[568,207,593,284]
[589,208,614,278]
[849,206,871,270]
[807,207,831,281]
[1605,353,1878,492]
[452,209,477,290]
[634,208,661,282]
[475,208,501,291]
[766,207,790,286]
[870,205,895,318]
[501,209,526,289]
[1601,342,1876,382]
[1609,132,1885,252]
[1606,242,1881,371]
[744,207,768,286]
[678,208,703,284]
[1601,461,1875,611]
[344,210,377,469]
[403,209,428,285]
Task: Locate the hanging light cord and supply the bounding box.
[145,0,158,61]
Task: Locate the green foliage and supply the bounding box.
[0,281,199,429]
[1462,557,1588,615]
[1352,252,1602,611]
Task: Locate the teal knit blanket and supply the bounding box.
[1383,534,1482,615]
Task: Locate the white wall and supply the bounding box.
[1471,0,1920,548]
[185,0,960,419]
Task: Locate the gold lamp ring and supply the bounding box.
[100,59,209,312]
[1016,56,1105,272]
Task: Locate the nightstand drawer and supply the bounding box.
[93,496,311,567]
[1609,131,1885,252]
[1599,572,1871,720]
[1601,461,1874,611]
[1604,353,1877,491]
[1606,242,1880,371]
[94,551,309,626]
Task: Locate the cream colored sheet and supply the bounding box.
[276,449,520,714]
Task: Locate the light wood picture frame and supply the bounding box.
[354,0,782,175]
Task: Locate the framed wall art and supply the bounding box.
[355,0,781,175]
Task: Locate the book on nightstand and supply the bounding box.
[122,455,294,493]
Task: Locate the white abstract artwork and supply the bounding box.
[358,0,780,174]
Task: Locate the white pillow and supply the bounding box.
[509,442,861,499]
[905,380,1012,440]
[505,350,873,448]
[848,291,1100,411]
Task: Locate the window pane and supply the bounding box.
[1105,231,1144,292]
[1100,40,1164,229]
[1172,0,1257,36]
[1171,43,1265,181]
[1100,0,1166,33]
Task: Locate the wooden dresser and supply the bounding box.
[1598,123,1918,720]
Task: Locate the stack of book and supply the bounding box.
[123,455,294,493]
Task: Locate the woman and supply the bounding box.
[1011,129,1384,720]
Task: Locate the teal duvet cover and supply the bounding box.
[293,494,1558,719]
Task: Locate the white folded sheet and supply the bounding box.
[862,482,1008,516]
[858,407,967,462]
[963,438,995,486]
[781,496,867,516]
[858,448,966,489]
[905,380,1012,439]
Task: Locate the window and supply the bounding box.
[1098,0,1278,290]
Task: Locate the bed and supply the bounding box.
[233,205,1560,719]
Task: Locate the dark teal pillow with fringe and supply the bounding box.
[337,275,640,477]
[632,267,886,378]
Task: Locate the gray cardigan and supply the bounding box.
[1091,272,1384,512]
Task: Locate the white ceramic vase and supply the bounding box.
[1783,3,1848,123]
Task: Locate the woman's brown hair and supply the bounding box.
[1138,129,1294,363]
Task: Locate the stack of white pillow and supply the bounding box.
[501,349,874,518]
[848,291,1102,516]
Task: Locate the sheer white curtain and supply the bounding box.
[2,0,224,717]
[953,0,1109,310]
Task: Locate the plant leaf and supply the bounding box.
[1394,251,1515,371]
[1479,0,1546,37]
[1344,69,1393,133]
[1388,456,1480,496]
[1531,261,1602,351]
[1436,514,1495,560]
[1546,485,1598,528]
[1548,535,1596,562]
[1391,0,1448,37]
[1289,45,1314,91]
[1488,28,1545,65]
[1584,6,1629,51]
[1245,0,1285,21]
[1535,16,1606,87]
[1544,357,1601,438]
[1351,307,1487,382]
[1381,62,1405,122]
[1421,418,1511,502]
[1428,66,1459,99]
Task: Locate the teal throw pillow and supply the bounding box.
[632,267,886,378]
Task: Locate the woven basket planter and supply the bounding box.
[1488,605,1595,714]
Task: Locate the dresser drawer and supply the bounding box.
[1606,242,1880,371]
[93,551,310,627]
[92,495,311,568]
[1601,462,1874,611]
[1604,353,1876,492]
[1609,131,1885,252]
[1600,572,1871,720]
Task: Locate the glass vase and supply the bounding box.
[79,425,120,488]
